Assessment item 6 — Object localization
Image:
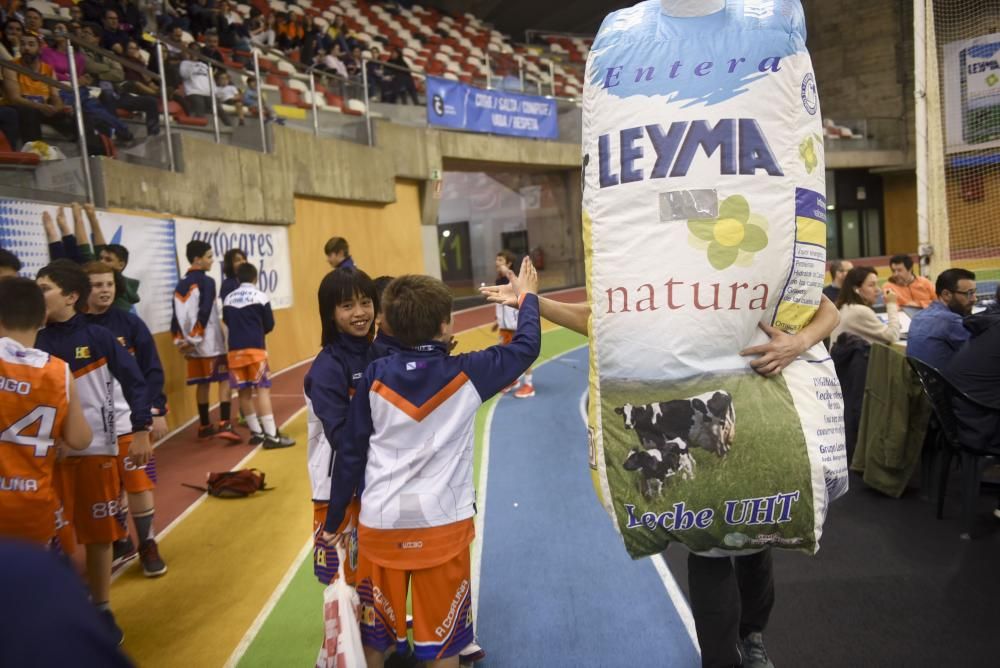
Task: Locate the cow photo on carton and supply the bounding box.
[483,1,846,666]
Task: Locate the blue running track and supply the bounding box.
[477,346,701,667]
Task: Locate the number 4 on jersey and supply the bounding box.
[0,406,58,456]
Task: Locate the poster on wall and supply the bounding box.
[943,34,1000,153]
[426,76,559,140]
[0,198,178,334]
[172,217,294,309]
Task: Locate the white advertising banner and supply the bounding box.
[0,198,178,334]
[172,217,294,309]
[943,34,1000,154]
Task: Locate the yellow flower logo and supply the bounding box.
[688,195,769,270]
[799,136,818,174]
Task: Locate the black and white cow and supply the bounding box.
[622,438,696,498]
[614,390,736,458]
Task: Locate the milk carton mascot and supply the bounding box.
[489,1,846,666]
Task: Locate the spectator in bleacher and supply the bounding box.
[2,31,77,143]
[249,13,275,48]
[345,45,362,79]
[200,27,223,62]
[316,46,347,78]
[1,16,24,59]
[386,46,417,104]
[40,22,86,82]
[21,5,40,33]
[823,259,852,303]
[275,12,302,50]
[884,253,936,309]
[830,266,901,347]
[56,69,137,145]
[158,0,188,33]
[187,0,219,39]
[365,45,386,101]
[242,75,280,123]
[105,0,144,43]
[163,23,187,54]
[178,41,212,116]
[907,268,977,370]
[79,0,106,24]
[69,3,84,25]
[122,39,158,97]
[100,9,131,56]
[300,15,322,68]
[212,68,241,125]
[80,24,124,84]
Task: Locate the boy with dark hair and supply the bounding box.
[222,262,293,449]
[172,240,240,442]
[324,261,540,666]
[34,260,152,644]
[84,261,169,576]
[0,277,92,549]
[0,247,21,277]
[324,236,354,269]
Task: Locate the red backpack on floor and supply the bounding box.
[183,469,272,498]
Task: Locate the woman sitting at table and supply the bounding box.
[831,266,901,347]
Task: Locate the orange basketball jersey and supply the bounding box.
[0,337,71,544]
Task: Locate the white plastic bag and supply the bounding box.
[315,546,365,668]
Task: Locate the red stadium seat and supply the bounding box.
[0,131,40,167]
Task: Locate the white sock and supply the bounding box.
[523,372,533,385]
[260,414,277,437]
[245,413,261,433]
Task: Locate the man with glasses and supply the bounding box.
[907,268,977,370]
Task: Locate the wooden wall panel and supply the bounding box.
[116,179,426,433]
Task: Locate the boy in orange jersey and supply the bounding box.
[35,260,153,645]
[0,276,92,549]
[324,259,540,667]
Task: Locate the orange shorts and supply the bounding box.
[117,434,156,494]
[313,499,359,586]
[499,328,515,345]
[227,350,272,390]
[356,542,474,660]
[186,355,229,385]
[55,456,127,545]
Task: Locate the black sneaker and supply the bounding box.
[139,539,168,578]
[248,430,266,446]
[740,632,775,668]
[98,608,124,646]
[262,432,296,449]
[112,536,137,568]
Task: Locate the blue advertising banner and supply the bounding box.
[426,76,559,140]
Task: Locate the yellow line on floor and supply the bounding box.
[112,411,313,668]
[111,321,544,667]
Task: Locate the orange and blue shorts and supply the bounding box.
[355,521,475,661]
[186,355,229,385]
[227,349,271,390]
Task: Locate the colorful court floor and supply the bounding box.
[111,301,700,667]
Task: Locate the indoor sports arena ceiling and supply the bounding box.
[423,0,633,39]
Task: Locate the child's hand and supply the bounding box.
[55,206,70,235]
[151,416,168,441]
[320,530,343,547]
[884,289,898,305]
[513,256,538,297]
[479,281,517,308]
[42,211,58,241]
[129,431,153,467]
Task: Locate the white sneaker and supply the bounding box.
[459,640,486,664]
